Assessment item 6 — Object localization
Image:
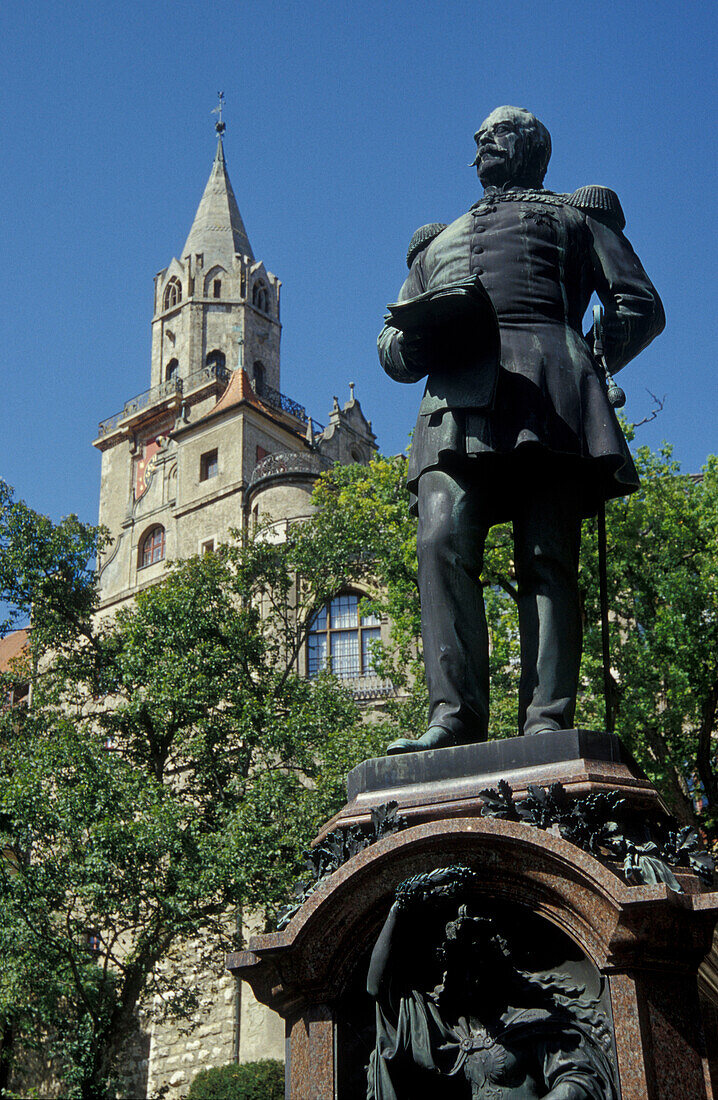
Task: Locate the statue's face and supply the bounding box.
[474,110,527,187]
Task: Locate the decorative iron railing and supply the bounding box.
[249,451,332,486]
[185,363,231,393]
[121,376,183,418]
[97,370,323,440]
[97,377,183,437]
[258,382,308,422]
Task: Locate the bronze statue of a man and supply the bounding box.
[378,106,664,753]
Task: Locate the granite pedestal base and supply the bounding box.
[228,732,718,1098]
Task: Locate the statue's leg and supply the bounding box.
[513,477,582,736]
[416,466,490,743]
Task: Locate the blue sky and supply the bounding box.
[1,0,716,525]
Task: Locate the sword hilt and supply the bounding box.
[592,304,626,409]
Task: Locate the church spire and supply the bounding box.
[181,98,254,266]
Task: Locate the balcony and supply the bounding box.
[257,383,324,435]
[258,382,308,423]
[347,676,396,702]
[185,362,231,395]
[96,377,183,439]
[249,451,332,488]
[96,364,231,440]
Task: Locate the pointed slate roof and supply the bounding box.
[181,137,254,266]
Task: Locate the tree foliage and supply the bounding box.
[186,1059,284,1100]
[0,484,383,1098]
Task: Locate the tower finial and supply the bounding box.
[212,91,226,137]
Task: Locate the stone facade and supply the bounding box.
[92,130,378,1097]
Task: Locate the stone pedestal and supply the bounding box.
[228,732,718,1098]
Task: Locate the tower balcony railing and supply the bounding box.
[249,451,332,487]
[96,367,323,441]
[97,377,183,438]
[256,381,325,436]
[185,362,231,394]
[257,382,308,423]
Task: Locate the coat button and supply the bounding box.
[473,246,484,254]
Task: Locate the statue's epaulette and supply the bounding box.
[406,222,448,268]
[566,186,625,231]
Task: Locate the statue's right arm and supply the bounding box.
[377,256,429,384]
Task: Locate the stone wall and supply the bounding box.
[126,927,284,1100]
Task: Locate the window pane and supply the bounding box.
[330,630,359,678]
[360,610,381,627]
[151,530,164,563]
[362,627,381,672]
[201,449,218,481]
[309,606,327,631]
[330,594,358,629]
[142,527,165,567]
[308,633,327,676]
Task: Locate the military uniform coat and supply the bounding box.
[378,185,665,518]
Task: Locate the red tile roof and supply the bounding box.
[0,628,29,673]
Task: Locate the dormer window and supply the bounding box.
[163,278,182,311]
[252,281,269,313]
[213,279,222,298]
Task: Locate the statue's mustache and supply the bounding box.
[471,146,506,167]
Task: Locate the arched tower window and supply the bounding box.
[252,280,269,313]
[307,592,380,679]
[163,278,182,311]
[139,526,166,568]
[206,349,226,372]
[252,360,265,395]
[165,358,179,381]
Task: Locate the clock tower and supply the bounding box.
[93,119,376,612]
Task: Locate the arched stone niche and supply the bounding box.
[338,889,618,1098]
[230,818,718,1098]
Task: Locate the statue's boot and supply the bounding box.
[386,726,460,755]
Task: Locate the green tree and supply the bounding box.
[578,444,718,829]
[0,484,383,1098]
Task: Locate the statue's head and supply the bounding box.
[473,106,552,189]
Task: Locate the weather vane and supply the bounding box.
[212,91,226,136]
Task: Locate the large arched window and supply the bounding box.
[307,593,380,679]
[139,526,166,568]
[163,278,182,311]
[206,349,226,371]
[252,280,269,313]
